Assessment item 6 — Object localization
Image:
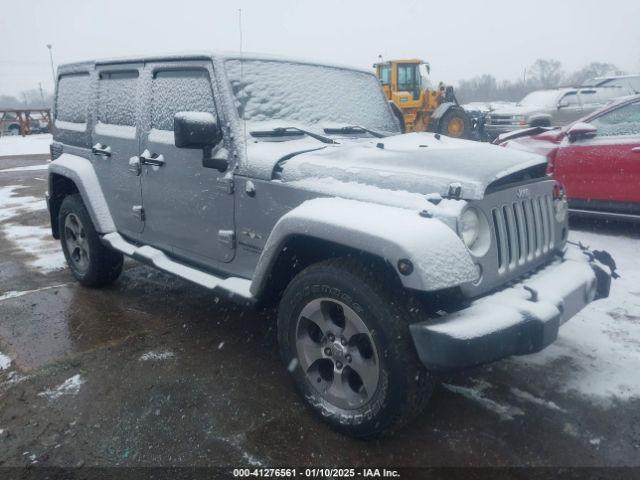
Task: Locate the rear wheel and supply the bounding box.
[59,194,123,287]
[439,108,472,139]
[277,257,434,438]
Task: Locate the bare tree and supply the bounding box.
[566,62,625,86]
[528,59,564,88]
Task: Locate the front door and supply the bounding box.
[554,91,582,125]
[555,99,640,208]
[91,65,144,238]
[139,61,235,265]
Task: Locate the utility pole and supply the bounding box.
[46,44,55,85]
[38,82,46,106]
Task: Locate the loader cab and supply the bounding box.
[375,60,428,108]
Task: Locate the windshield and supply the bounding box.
[225,59,401,135]
[518,90,561,107]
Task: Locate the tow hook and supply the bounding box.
[570,241,620,279]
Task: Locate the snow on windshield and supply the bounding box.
[225,59,400,133]
[519,90,560,107]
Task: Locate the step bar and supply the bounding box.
[102,232,253,300]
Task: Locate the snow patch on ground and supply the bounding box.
[510,229,640,403]
[3,224,66,272]
[0,284,69,302]
[444,381,524,421]
[0,352,11,370]
[1,371,30,389]
[0,164,49,173]
[0,134,52,156]
[510,387,565,412]
[0,185,65,273]
[139,350,175,361]
[37,374,84,400]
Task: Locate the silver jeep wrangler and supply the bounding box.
[47,53,614,438]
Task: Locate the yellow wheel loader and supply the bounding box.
[375,59,472,139]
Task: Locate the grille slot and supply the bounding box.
[492,194,554,274]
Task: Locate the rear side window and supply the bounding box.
[56,73,90,124]
[97,70,139,126]
[597,86,628,101]
[151,69,216,131]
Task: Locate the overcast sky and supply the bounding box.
[1,0,639,96]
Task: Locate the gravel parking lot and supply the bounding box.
[1,143,639,468]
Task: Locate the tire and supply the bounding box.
[277,257,434,438]
[58,194,123,287]
[439,108,472,139]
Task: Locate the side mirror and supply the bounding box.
[567,122,597,142]
[174,112,221,149]
[557,100,570,109]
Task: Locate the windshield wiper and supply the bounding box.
[323,125,386,138]
[250,127,338,144]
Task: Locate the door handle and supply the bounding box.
[631,147,640,153]
[140,151,165,167]
[92,143,112,156]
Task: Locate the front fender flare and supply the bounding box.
[48,153,116,234]
[250,197,477,297]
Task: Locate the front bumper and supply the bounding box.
[409,246,613,372]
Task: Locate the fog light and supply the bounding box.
[397,259,414,276]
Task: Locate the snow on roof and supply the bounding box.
[58,51,372,75]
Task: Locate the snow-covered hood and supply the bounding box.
[272,132,546,200]
[488,105,545,117]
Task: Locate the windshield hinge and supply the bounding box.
[218,230,235,249]
[216,177,234,194]
[132,205,145,222]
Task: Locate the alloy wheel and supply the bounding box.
[295,298,380,410]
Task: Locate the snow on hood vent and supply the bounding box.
[261,133,548,201]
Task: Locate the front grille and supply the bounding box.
[486,115,514,126]
[491,194,555,274]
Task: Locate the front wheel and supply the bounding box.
[59,194,123,287]
[277,257,434,438]
[439,108,472,139]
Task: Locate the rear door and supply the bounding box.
[554,99,640,206]
[578,89,603,118]
[91,65,144,237]
[138,60,235,265]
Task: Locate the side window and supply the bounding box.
[590,101,640,137]
[378,65,391,85]
[151,69,216,131]
[597,87,627,102]
[628,77,640,93]
[56,73,90,125]
[397,64,420,100]
[578,90,599,107]
[97,70,139,126]
[561,92,579,107]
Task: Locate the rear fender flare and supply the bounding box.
[250,197,476,297]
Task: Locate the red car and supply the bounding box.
[497,95,640,221]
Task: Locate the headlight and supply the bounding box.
[514,115,527,124]
[459,208,480,249]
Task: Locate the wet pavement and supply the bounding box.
[1,154,639,468]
